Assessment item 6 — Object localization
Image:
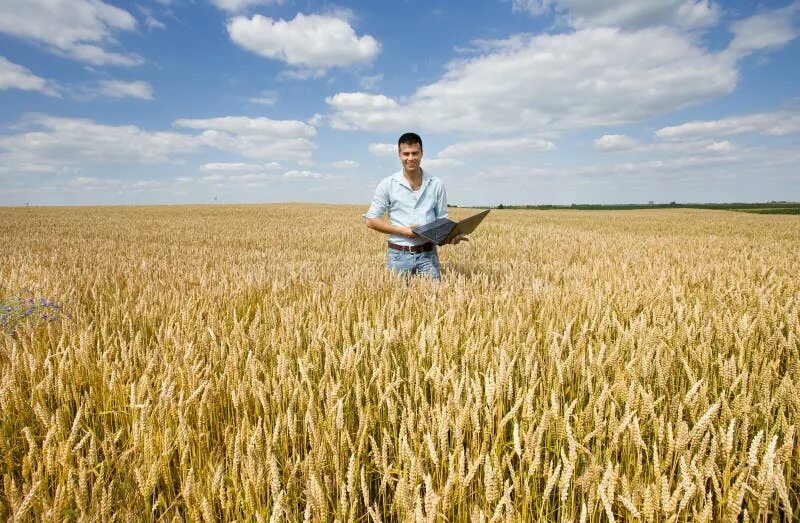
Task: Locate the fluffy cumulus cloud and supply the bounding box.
[0,56,58,96]
[173,116,317,160]
[328,26,737,133]
[656,110,800,140]
[227,13,379,71]
[0,0,141,66]
[97,80,154,100]
[511,0,720,31]
[327,93,410,130]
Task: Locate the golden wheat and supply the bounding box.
[0,204,798,521]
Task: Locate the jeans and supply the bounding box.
[386,248,441,280]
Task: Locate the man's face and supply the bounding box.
[398,142,422,173]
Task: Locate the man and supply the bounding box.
[363,132,467,280]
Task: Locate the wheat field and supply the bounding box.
[1,204,798,522]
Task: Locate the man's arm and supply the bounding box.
[365,218,417,239]
[435,183,449,220]
[363,178,418,239]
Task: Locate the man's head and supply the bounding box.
[398,132,422,150]
[398,132,423,175]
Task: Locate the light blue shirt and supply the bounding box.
[363,169,449,246]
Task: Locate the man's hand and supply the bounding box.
[404,224,419,238]
[449,234,469,245]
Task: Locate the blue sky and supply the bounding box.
[1,0,799,206]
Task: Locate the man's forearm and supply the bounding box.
[365,218,416,238]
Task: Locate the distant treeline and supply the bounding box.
[447,202,800,215]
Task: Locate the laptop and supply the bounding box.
[412,209,490,246]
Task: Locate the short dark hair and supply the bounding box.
[398,132,422,149]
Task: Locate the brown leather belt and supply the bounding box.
[388,242,434,253]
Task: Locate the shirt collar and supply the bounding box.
[393,168,429,190]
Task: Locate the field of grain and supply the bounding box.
[1,204,798,522]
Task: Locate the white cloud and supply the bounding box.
[97,80,153,100]
[359,73,383,90]
[248,91,277,106]
[331,160,358,169]
[136,5,167,30]
[0,56,59,96]
[175,116,315,137]
[438,137,555,158]
[0,0,141,66]
[130,180,163,189]
[15,163,62,174]
[228,173,276,183]
[210,0,283,13]
[328,27,737,133]
[276,68,326,81]
[656,110,800,140]
[326,93,408,130]
[0,115,199,173]
[328,92,400,111]
[591,132,747,155]
[72,176,121,187]
[283,170,321,179]
[227,13,380,70]
[431,139,800,205]
[283,169,336,180]
[706,141,733,152]
[424,158,463,169]
[199,171,280,187]
[144,16,167,30]
[200,169,336,187]
[471,148,749,182]
[174,116,317,160]
[509,0,549,16]
[0,114,318,179]
[307,113,325,127]
[201,162,281,172]
[368,143,396,156]
[594,134,638,151]
[727,3,800,57]
[511,0,720,31]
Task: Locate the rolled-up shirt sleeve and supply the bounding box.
[363,178,390,219]
[435,183,448,219]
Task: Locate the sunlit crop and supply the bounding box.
[1,204,798,521]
